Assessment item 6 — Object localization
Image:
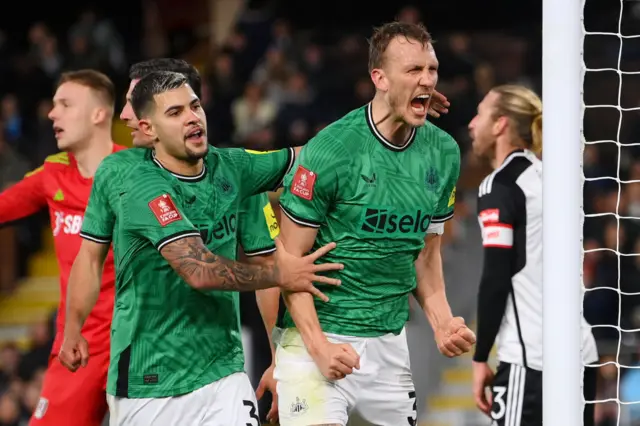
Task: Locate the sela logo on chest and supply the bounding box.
[195,213,237,245]
[53,211,83,236]
[360,207,432,235]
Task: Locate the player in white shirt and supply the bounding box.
[468,84,598,426]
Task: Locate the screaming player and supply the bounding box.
[59,71,343,425]
[469,85,599,426]
[273,22,476,426]
[0,70,125,426]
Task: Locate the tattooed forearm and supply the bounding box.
[160,236,279,291]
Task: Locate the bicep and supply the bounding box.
[159,235,212,285]
[77,238,111,266]
[279,211,320,256]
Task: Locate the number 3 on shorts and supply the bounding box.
[243,400,260,426]
[491,386,507,420]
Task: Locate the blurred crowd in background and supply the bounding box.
[0,0,638,424]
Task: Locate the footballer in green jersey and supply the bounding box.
[121,58,283,421]
[273,22,476,426]
[60,71,343,426]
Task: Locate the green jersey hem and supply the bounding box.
[106,364,245,399]
[244,245,276,257]
[154,230,201,252]
[281,314,405,338]
[79,231,111,244]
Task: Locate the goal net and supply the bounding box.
[545,0,640,424]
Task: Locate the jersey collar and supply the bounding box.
[151,150,207,183]
[365,103,416,152]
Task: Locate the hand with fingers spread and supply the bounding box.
[256,363,279,423]
[58,331,89,372]
[428,90,450,118]
[309,340,360,381]
[435,316,476,358]
[273,239,343,301]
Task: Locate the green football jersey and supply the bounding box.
[80,146,294,398]
[238,193,279,257]
[78,148,280,257]
[279,104,460,337]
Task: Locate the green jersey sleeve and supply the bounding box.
[431,135,461,224]
[80,159,116,244]
[236,148,295,198]
[238,193,279,257]
[279,133,347,228]
[120,170,200,251]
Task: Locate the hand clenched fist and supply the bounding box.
[435,316,476,357]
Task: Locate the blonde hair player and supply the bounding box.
[469,84,598,426]
[0,69,126,426]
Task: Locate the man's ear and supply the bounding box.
[493,116,509,137]
[371,68,389,93]
[138,119,156,141]
[91,107,109,125]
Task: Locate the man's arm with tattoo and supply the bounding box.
[161,236,278,291]
[160,236,343,299]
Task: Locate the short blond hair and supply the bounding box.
[491,84,542,155]
[57,69,115,114]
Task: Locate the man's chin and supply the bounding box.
[186,144,209,161]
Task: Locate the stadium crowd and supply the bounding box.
[0,1,637,425]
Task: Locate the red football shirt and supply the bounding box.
[0,144,126,355]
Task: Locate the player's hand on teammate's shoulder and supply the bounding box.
[428,89,450,119]
[308,339,360,381]
[58,332,90,372]
[472,361,495,416]
[434,316,476,358]
[273,238,343,302]
[256,363,279,423]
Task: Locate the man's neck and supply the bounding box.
[154,149,204,176]
[73,133,113,178]
[492,142,522,170]
[370,95,414,147]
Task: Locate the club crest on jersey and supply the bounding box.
[291,165,316,201]
[34,397,48,419]
[425,167,439,191]
[215,176,234,195]
[149,194,182,226]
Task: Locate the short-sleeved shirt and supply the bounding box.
[279,103,460,337]
[81,147,294,398]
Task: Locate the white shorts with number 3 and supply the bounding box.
[106,372,259,426]
[274,327,417,426]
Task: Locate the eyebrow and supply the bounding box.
[164,98,200,114]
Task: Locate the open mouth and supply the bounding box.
[53,126,64,138]
[410,94,430,115]
[185,127,205,142]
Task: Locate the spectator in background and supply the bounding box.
[1,95,24,149]
[231,81,277,147]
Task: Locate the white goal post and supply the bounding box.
[542,0,584,423]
